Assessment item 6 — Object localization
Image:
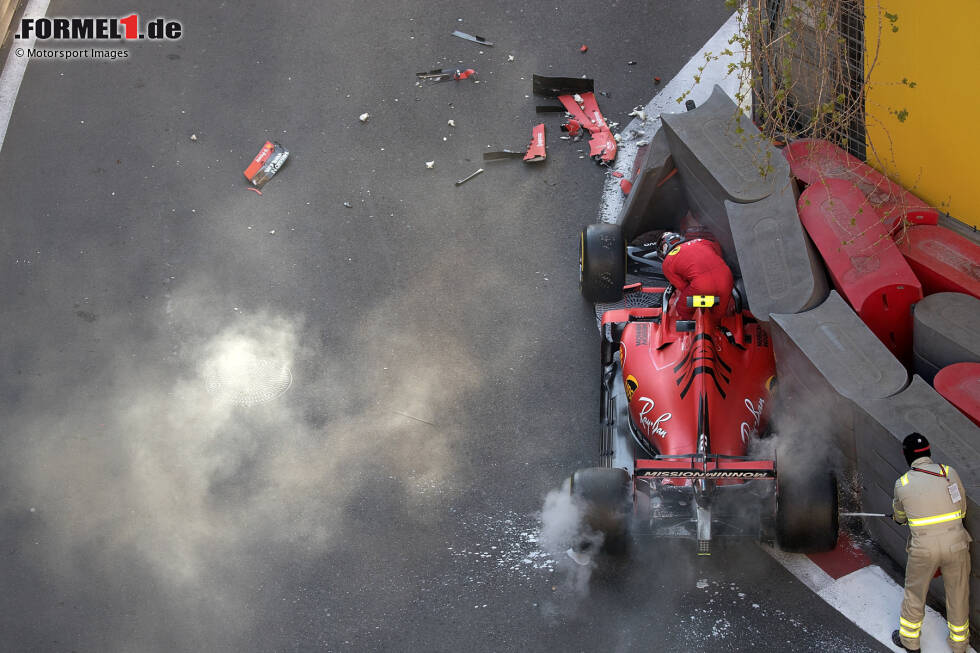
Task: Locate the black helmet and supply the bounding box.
[902,432,930,466]
[658,232,683,259]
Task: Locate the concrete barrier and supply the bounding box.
[726,185,828,320]
[769,292,909,464]
[660,85,791,273]
[615,128,688,241]
[913,292,980,383]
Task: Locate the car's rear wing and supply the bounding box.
[635,454,775,479]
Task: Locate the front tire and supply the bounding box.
[775,442,839,553]
[571,467,632,554]
[580,224,625,303]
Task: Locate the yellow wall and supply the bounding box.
[865,0,980,227]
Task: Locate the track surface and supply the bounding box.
[0,1,888,651]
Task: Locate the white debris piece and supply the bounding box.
[573,93,584,105]
[448,119,456,127]
[613,133,622,142]
[425,161,435,169]
[507,54,515,61]
[359,113,370,122]
[190,134,198,141]
[628,106,647,121]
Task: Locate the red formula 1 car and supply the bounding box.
[573,223,838,556]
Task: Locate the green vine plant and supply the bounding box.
[676,0,926,251]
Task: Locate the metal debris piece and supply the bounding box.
[627,61,637,65]
[598,90,611,98]
[628,106,647,121]
[359,113,370,122]
[416,68,476,82]
[243,141,289,188]
[343,201,352,208]
[452,30,493,46]
[448,119,456,127]
[483,149,523,161]
[484,124,546,163]
[455,168,484,186]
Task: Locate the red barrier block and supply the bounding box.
[798,178,923,362]
[934,362,980,427]
[896,225,980,299]
[784,139,938,232]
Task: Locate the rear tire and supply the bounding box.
[775,442,839,553]
[571,467,632,554]
[580,224,625,303]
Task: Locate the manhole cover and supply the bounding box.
[203,355,292,406]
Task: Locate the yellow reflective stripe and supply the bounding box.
[899,627,921,638]
[900,617,922,629]
[948,621,969,633]
[950,632,969,642]
[900,474,909,486]
[908,510,965,527]
[894,510,907,518]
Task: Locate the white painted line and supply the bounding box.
[0,0,50,154]
[599,10,747,225]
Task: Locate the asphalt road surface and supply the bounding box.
[0,1,889,651]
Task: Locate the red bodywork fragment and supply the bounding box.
[524,123,546,162]
[557,92,617,164]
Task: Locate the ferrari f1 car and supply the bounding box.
[572,223,839,556]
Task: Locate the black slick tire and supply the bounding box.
[570,467,632,554]
[775,442,839,553]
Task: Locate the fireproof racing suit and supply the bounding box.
[893,456,972,652]
[661,238,734,320]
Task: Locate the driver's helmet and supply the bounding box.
[658,232,684,258]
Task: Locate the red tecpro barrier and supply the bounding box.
[784,139,938,232]
[798,178,923,363]
[934,362,980,427]
[895,225,980,299]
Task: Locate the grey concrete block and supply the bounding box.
[771,292,909,404]
[857,434,906,489]
[913,292,980,374]
[661,85,792,273]
[860,375,980,482]
[661,85,790,203]
[913,351,943,386]
[616,128,689,241]
[725,185,829,320]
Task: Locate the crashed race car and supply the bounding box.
[572,223,839,556]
